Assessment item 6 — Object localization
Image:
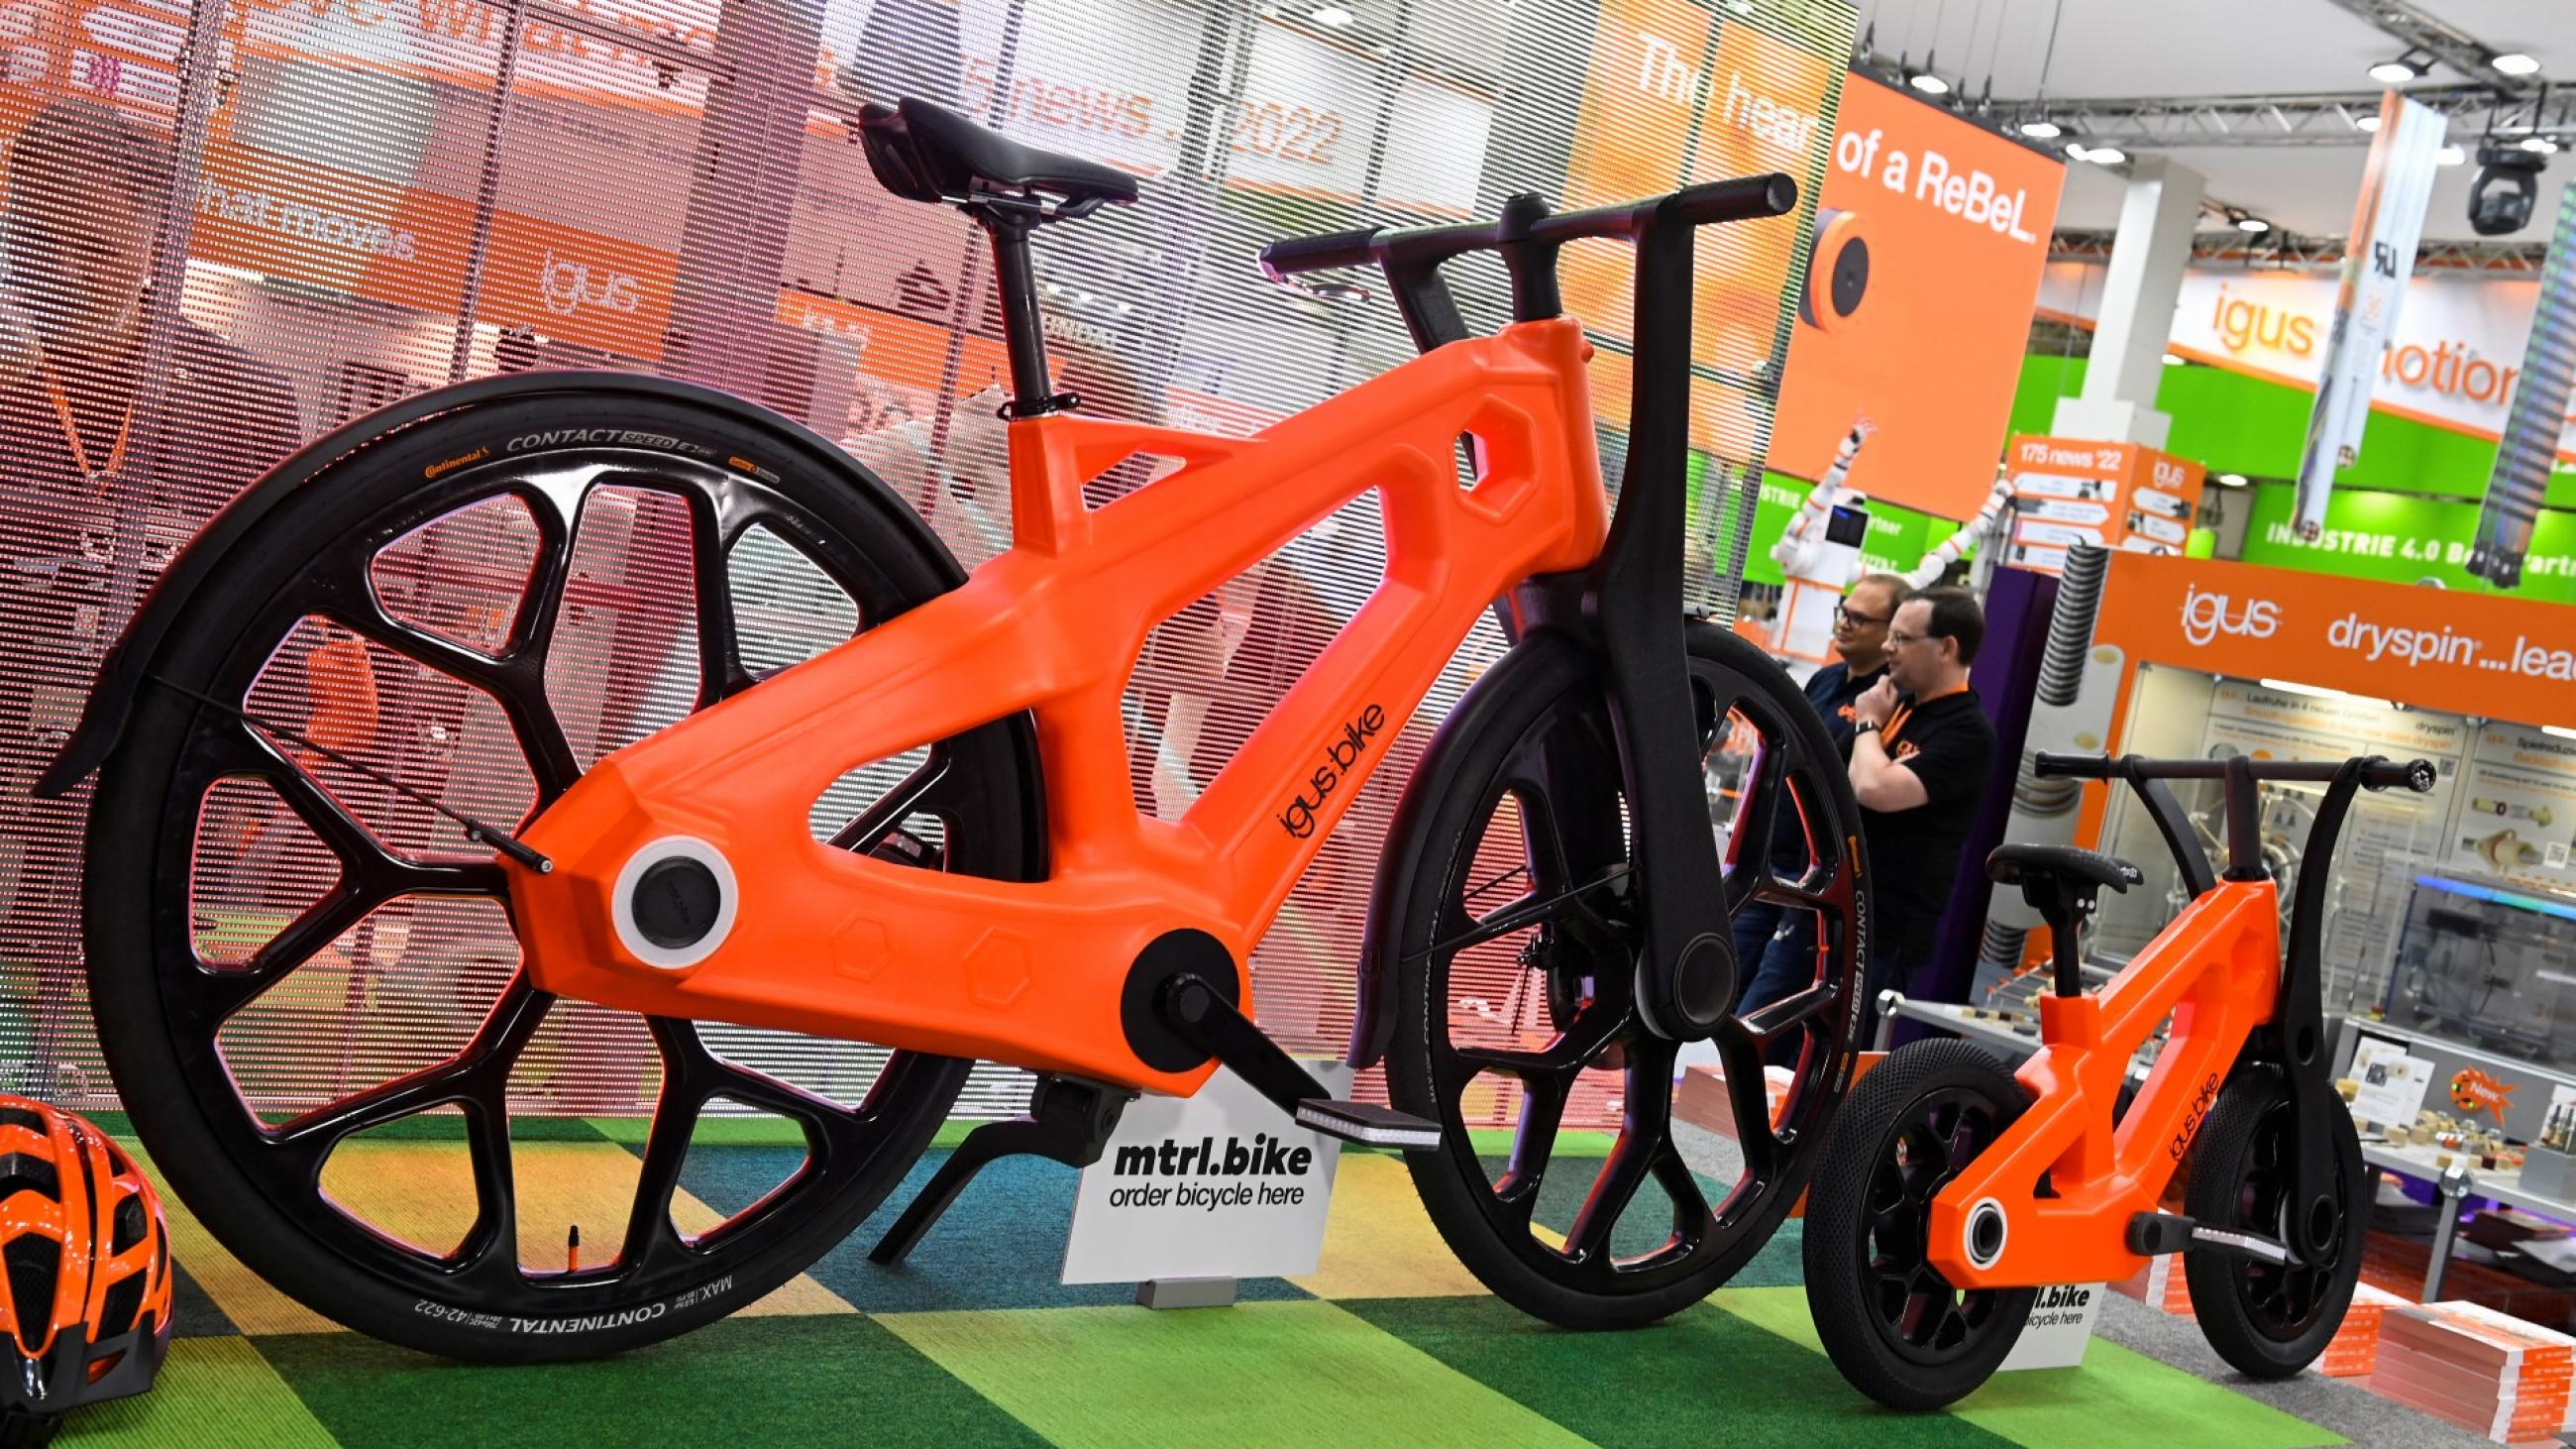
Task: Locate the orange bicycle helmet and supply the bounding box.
[0,1098,171,1441]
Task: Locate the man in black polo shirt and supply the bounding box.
[1732,571,1907,1018]
[1848,586,1997,1021]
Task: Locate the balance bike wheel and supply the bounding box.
[1803,1039,2037,1410]
[2184,1065,2364,1378]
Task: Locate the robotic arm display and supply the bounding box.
[1763,417,2018,672]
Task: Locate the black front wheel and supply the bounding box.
[1804,1040,2038,1410]
[2184,1066,2364,1378]
[1384,622,1870,1329]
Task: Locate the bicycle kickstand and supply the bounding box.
[868,1073,1136,1266]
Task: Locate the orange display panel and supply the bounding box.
[1771,77,2065,521]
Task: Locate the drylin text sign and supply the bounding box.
[1061,1062,1351,1284]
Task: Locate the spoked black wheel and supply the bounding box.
[1384,621,1868,1328]
[1804,1040,2037,1410]
[2185,1065,2364,1379]
[82,387,1043,1360]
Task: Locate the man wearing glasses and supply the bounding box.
[1846,586,1998,1021]
[1731,572,1908,1024]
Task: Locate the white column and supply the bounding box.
[2051,156,2204,448]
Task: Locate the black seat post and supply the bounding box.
[976,206,1064,418]
[2220,755,2265,881]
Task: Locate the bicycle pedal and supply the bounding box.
[2126,1210,2292,1265]
[1294,1098,1441,1150]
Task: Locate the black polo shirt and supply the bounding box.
[1763,659,1885,871]
[1863,687,1997,951]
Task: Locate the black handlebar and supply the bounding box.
[2040,750,2434,892]
[2035,751,2435,794]
[1257,226,1383,282]
[1255,173,1799,285]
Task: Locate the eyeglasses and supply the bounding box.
[1834,603,1892,627]
[1886,629,1927,649]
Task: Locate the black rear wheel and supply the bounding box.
[82,388,1043,1360]
[1804,1040,2037,1410]
[1384,622,1869,1328]
[2184,1066,2364,1378]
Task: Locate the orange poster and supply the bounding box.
[1772,76,2064,521]
[2093,553,2576,731]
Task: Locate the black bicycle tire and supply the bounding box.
[1386,620,1868,1328]
[1804,1039,2039,1410]
[2183,1065,2364,1379]
[82,389,1042,1361]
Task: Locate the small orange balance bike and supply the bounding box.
[1805,750,2434,1409]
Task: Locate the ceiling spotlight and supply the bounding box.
[2494,53,2542,77]
[2216,473,2248,488]
[1909,68,1951,95]
[2521,135,2562,155]
[2063,141,2090,161]
[2163,352,2185,367]
[2237,215,2270,234]
[2368,52,2427,84]
[2470,144,2549,235]
[1310,4,1353,25]
[2019,118,2062,139]
[2436,144,2468,166]
[2087,146,2128,165]
[2356,114,2382,132]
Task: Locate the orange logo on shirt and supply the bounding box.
[1894,740,1921,760]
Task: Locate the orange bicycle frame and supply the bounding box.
[507,319,1609,1096]
[1923,879,2284,1287]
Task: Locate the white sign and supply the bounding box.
[2012,470,2112,502]
[2022,498,2110,526]
[2019,520,2105,548]
[1061,1061,1351,1284]
[2297,91,2447,538]
[2352,1035,2438,1129]
[1999,1281,2103,1371]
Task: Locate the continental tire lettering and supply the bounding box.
[424,445,490,480]
[413,1298,503,1330]
[1843,834,1870,1049]
[504,428,713,457]
[508,1301,668,1334]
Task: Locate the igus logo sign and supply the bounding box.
[2180,584,2280,647]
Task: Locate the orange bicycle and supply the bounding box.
[1805,750,2434,1409]
[45,99,1870,1356]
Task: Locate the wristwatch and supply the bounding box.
[1853,719,1879,734]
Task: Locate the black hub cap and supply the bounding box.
[631,857,723,950]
